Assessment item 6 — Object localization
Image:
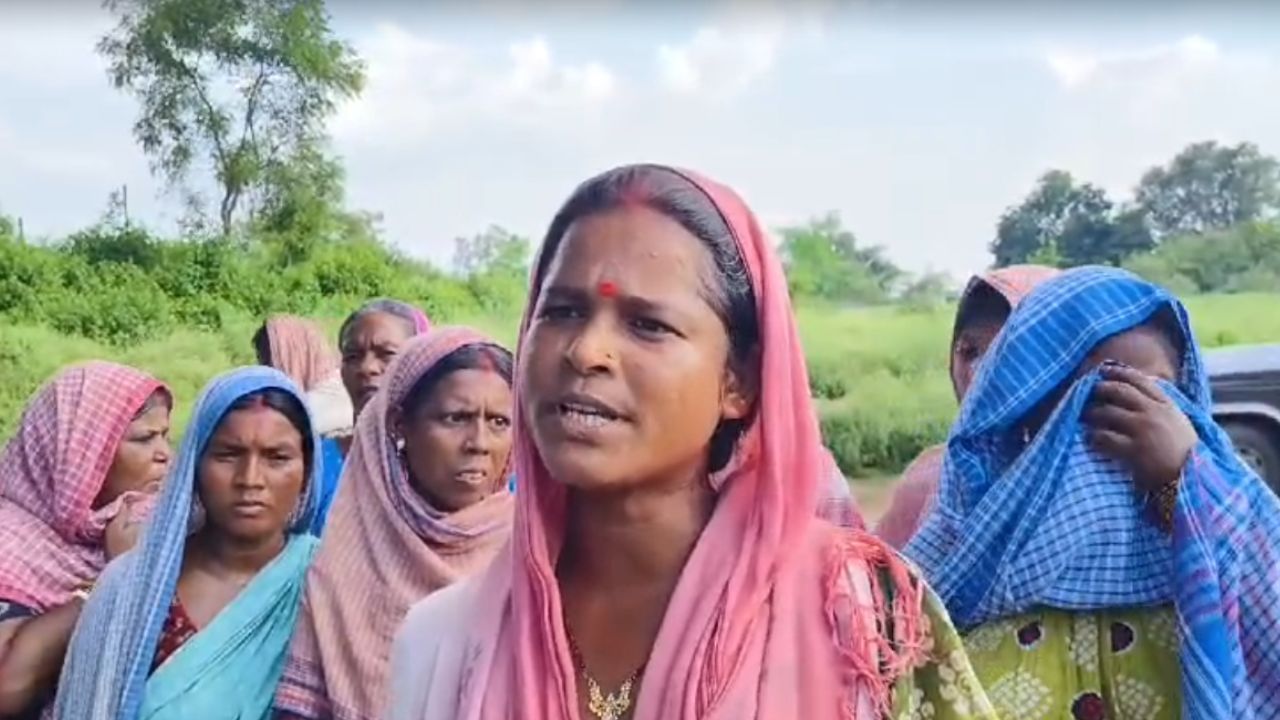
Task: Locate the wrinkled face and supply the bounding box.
[96,394,172,509]
[341,312,417,417]
[398,368,514,512]
[520,205,753,492]
[197,405,307,544]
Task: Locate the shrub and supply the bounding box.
[43,262,173,346]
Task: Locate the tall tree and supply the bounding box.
[99,0,365,235]
[1057,206,1155,267]
[1134,141,1280,238]
[779,212,901,304]
[990,170,1125,267]
[453,225,531,279]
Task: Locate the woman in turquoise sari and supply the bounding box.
[52,367,322,720]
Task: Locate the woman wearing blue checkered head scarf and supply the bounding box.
[53,367,323,720]
[906,266,1280,720]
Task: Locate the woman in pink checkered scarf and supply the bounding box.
[0,362,171,718]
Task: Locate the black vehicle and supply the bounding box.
[1206,343,1280,490]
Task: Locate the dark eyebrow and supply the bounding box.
[539,285,589,303]
[540,284,671,316]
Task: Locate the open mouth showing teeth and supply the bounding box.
[558,402,619,428]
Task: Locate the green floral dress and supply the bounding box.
[890,588,1002,719]
[961,607,1181,720]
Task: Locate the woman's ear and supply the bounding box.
[720,348,760,422]
[388,405,406,445]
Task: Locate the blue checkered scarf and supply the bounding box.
[53,367,322,720]
[905,266,1280,720]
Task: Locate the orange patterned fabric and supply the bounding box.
[264,315,341,391]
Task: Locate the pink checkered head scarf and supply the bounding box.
[0,362,167,610]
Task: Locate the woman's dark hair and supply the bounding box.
[952,281,1012,344]
[402,343,515,419]
[535,164,759,472]
[1146,306,1188,362]
[251,324,272,367]
[215,389,314,479]
[132,388,173,420]
[338,299,421,350]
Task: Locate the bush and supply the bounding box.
[43,262,173,346]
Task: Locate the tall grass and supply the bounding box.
[3,293,1278,477]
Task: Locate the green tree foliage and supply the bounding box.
[1124,221,1280,294]
[1135,141,1280,238]
[454,226,532,313]
[990,170,1154,268]
[780,212,902,304]
[99,0,365,235]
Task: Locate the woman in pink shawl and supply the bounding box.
[386,165,996,720]
[254,315,353,440]
[875,265,1059,549]
[275,328,516,720]
[0,362,171,718]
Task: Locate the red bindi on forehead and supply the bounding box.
[242,395,272,412]
[597,280,619,298]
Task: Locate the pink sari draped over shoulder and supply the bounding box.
[394,166,933,720]
[875,264,1059,548]
[276,328,514,720]
[0,362,166,611]
[263,315,341,391]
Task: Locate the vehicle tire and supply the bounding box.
[1221,420,1280,492]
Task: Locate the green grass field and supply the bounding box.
[3,293,1279,480]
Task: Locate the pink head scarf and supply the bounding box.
[876,264,1059,548]
[277,328,515,720]
[0,362,167,611]
[453,165,926,720]
[263,315,341,391]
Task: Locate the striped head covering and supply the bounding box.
[0,362,166,611]
[53,366,322,720]
[906,266,1280,719]
[263,315,341,391]
[276,328,515,720]
[877,264,1058,548]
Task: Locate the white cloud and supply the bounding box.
[656,26,781,97]
[1044,34,1224,90]
[332,24,618,147]
[1033,35,1280,201]
[499,37,617,108]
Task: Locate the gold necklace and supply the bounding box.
[566,627,644,720]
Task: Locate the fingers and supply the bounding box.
[1089,428,1134,458]
[1082,402,1139,433]
[1099,363,1170,403]
[1090,379,1150,412]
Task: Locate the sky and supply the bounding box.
[2,1,1280,279]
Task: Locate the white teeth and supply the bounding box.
[561,407,611,428]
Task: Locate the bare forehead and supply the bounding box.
[547,206,712,279]
[423,369,512,406]
[347,311,412,342]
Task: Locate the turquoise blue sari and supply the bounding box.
[140,536,317,719]
[55,367,322,720]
